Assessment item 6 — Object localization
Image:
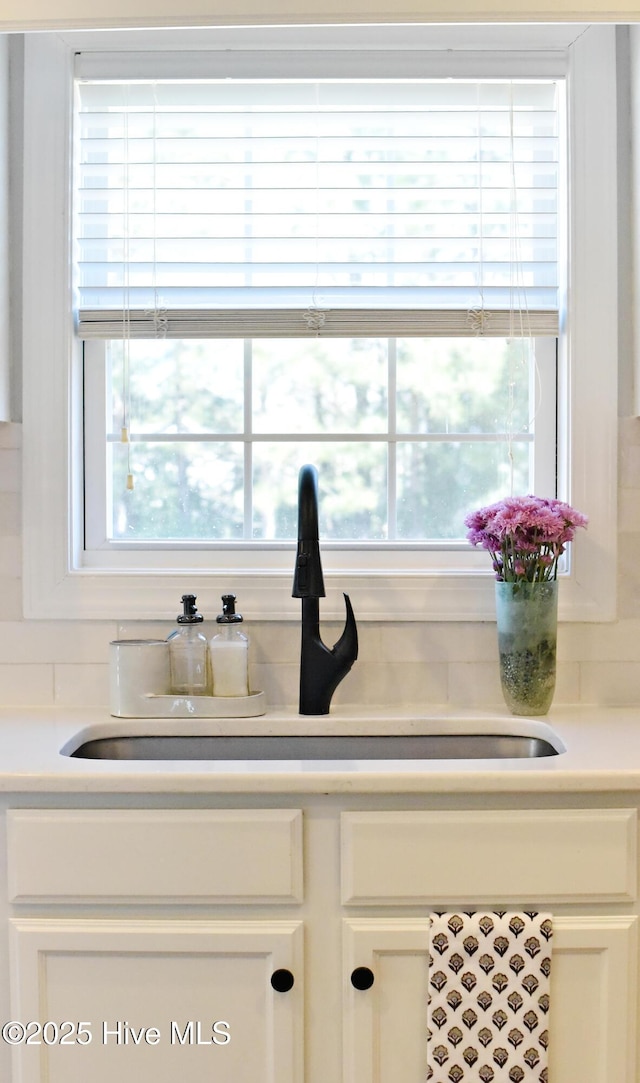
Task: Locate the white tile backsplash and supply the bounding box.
[3,417,640,709]
[0,663,53,704]
[0,621,117,664]
[0,447,20,493]
[0,535,21,579]
[0,574,24,623]
[250,662,299,709]
[0,492,20,536]
[579,661,640,706]
[333,659,449,707]
[54,663,110,707]
[447,661,503,707]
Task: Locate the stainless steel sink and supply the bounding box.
[67,733,560,761]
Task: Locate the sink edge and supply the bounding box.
[59,714,567,761]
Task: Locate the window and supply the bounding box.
[22,26,618,620]
[84,336,555,548]
[78,68,558,549]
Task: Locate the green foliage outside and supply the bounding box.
[109,336,533,543]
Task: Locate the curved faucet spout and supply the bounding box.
[299,594,358,715]
[292,464,358,715]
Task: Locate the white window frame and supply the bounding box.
[22,25,618,622]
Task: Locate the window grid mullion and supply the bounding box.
[387,337,397,542]
[244,338,253,540]
[106,432,536,444]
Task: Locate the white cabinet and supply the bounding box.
[342,916,637,1083]
[7,809,303,904]
[9,918,303,1083]
[340,809,638,904]
[4,801,639,1083]
[6,809,304,1083]
[340,809,639,1083]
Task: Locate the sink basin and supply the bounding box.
[66,733,560,761]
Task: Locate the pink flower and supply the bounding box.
[464,494,588,582]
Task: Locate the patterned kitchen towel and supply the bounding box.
[427,911,552,1083]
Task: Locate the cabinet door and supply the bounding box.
[343,915,637,1083]
[9,918,303,1083]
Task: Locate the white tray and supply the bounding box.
[112,690,266,719]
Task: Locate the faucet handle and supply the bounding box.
[292,542,325,598]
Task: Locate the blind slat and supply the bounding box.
[77,287,559,309]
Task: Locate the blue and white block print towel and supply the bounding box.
[427,911,552,1083]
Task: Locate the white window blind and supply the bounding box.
[75,76,561,339]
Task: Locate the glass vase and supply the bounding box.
[495,580,558,716]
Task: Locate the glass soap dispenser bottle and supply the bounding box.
[210,594,249,697]
[168,593,209,695]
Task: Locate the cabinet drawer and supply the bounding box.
[8,809,303,903]
[341,809,637,904]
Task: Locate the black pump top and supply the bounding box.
[217,593,244,624]
[176,593,204,624]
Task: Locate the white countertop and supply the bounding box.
[0,704,639,794]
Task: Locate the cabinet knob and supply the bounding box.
[351,966,375,990]
[271,968,295,992]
